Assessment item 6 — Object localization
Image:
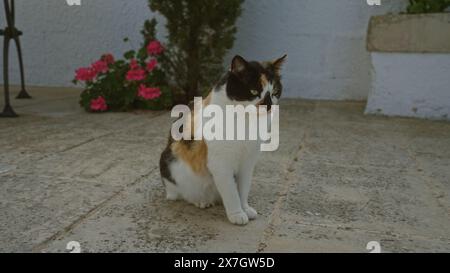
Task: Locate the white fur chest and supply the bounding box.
[205,89,262,173]
[206,139,261,174]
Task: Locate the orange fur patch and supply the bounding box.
[171,140,209,176]
[260,74,269,89]
[171,93,212,176]
[203,92,212,107]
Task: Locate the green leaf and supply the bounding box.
[137,47,148,61]
[124,50,136,60]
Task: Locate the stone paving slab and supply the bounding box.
[0,87,449,253]
[263,213,450,253]
[0,174,119,252]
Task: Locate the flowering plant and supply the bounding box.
[74,39,172,112]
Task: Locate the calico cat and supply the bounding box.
[159,54,286,225]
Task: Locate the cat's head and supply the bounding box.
[223,54,287,110]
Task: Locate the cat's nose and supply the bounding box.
[263,92,272,111]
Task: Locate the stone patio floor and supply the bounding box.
[0,87,449,253]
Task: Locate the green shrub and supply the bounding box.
[146,0,244,104]
[74,0,244,112]
[407,0,450,13]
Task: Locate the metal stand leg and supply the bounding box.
[14,36,31,99]
[0,32,17,117]
[1,0,29,118]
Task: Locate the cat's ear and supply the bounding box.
[231,55,248,74]
[272,54,287,75]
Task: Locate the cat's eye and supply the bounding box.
[251,90,259,96]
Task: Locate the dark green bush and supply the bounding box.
[146,0,244,104]
[407,0,450,13]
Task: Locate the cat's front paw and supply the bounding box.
[227,211,249,226]
[243,206,258,220]
[195,202,214,209]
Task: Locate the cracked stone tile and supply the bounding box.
[2,89,450,253]
[38,134,301,253]
[0,174,119,252]
[263,212,450,253]
[284,160,450,240]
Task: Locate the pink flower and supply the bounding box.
[138,84,161,100]
[126,59,146,81]
[147,40,164,56]
[101,54,115,65]
[130,59,140,70]
[126,69,146,81]
[146,59,158,72]
[91,60,109,74]
[75,67,97,82]
[90,96,108,112]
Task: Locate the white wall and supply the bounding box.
[1,0,158,89]
[1,0,407,100]
[366,53,450,120]
[230,0,406,99]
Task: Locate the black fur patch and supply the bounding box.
[218,57,282,103]
[272,78,283,99]
[159,135,176,185]
[262,60,283,100]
